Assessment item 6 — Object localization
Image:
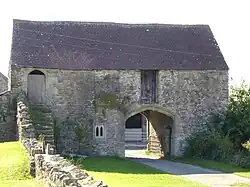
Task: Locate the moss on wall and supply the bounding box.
[95,91,130,114]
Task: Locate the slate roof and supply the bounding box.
[10,19,228,70]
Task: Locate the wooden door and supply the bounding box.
[141,70,157,103]
[28,74,45,104]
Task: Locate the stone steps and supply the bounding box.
[29,104,56,152]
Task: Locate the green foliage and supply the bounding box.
[28,105,52,139]
[28,105,51,123]
[98,92,117,108]
[75,124,84,142]
[231,151,250,168]
[95,91,130,114]
[184,129,233,160]
[206,83,250,149]
[242,140,250,151]
[184,83,250,168]
[222,83,250,149]
[62,118,85,152]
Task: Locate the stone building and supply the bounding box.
[9,19,229,157]
[0,72,8,93]
[0,72,16,142]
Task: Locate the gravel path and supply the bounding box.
[126,150,250,187]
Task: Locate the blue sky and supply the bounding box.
[1,0,249,85]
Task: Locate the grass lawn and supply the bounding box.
[231,183,250,187]
[70,157,208,187]
[171,157,250,179]
[0,141,43,187]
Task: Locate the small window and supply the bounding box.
[100,126,103,136]
[95,126,99,137]
[95,125,104,138]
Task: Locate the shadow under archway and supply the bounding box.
[125,109,174,159]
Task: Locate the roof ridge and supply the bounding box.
[13,19,210,28]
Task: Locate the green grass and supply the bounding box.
[0,141,43,187]
[70,156,208,187]
[171,157,250,179]
[231,183,250,187]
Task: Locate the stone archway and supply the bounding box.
[125,104,180,157]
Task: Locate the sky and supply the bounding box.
[0,0,249,85]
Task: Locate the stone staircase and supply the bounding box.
[36,112,55,147]
[29,105,56,151]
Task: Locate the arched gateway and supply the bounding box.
[124,104,181,157]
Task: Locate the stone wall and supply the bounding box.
[35,154,107,187]
[17,91,107,186]
[158,70,228,155]
[0,91,16,142]
[17,92,44,176]
[0,72,8,93]
[10,67,229,157]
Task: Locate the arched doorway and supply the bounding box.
[125,105,175,158]
[27,70,46,104]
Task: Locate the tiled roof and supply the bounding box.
[10,19,228,70]
[0,72,8,81]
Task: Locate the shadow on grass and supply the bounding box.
[68,156,166,174]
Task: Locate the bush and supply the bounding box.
[230,151,250,168]
[184,129,234,161]
[224,84,250,149]
[242,139,250,151]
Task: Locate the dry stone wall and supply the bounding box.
[35,154,107,187]
[17,92,44,176]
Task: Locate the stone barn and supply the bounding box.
[9,19,229,157]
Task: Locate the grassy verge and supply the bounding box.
[171,157,250,179]
[231,183,250,187]
[69,156,208,187]
[0,141,43,187]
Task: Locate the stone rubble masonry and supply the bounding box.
[10,67,229,157]
[0,72,8,93]
[17,91,108,186]
[17,91,44,176]
[35,154,107,187]
[0,91,16,142]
